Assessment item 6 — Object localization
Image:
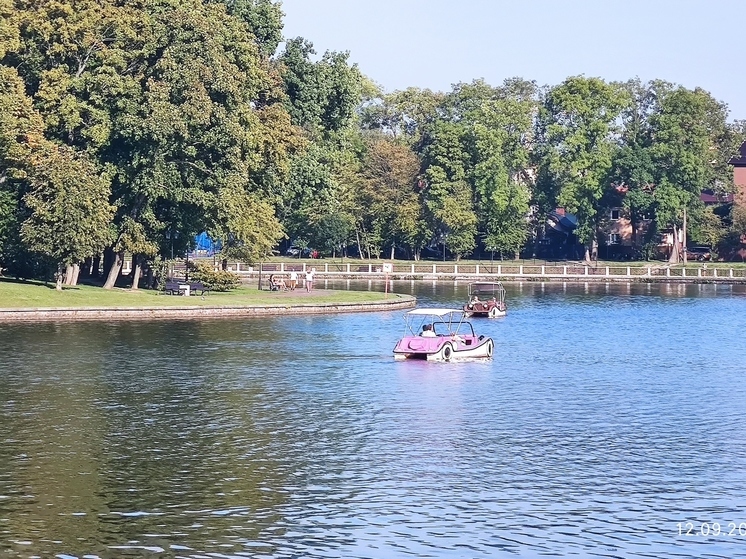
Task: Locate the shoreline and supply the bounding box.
[0,294,416,322]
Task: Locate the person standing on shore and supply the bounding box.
[289,270,298,290]
[305,267,315,292]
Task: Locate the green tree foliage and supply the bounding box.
[187,260,240,291]
[649,86,730,228]
[0,65,44,273]
[415,79,538,260]
[536,76,629,257]
[2,0,744,277]
[20,144,114,288]
[421,119,477,260]
[604,79,665,248]
[279,37,363,135]
[356,136,424,259]
[465,80,537,258]
[3,0,299,286]
[213,0,284,58]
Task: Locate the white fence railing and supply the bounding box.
[215,262,746,282]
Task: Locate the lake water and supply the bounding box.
[2,281,746,558]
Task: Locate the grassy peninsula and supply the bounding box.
[0,279,396,309]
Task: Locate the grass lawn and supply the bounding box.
[0,279,397,309]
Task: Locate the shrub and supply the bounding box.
[187,261,240,291]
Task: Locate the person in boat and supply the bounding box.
[421,324,437,337]
[468,294,479,309]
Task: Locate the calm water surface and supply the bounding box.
[1,281,746,558]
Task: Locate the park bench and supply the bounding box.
[189,282,210,295]
[163,280,183,295]
[163,280,210,296]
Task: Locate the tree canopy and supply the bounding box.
[1,0,744,287]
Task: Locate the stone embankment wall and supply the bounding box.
[0,295,416,322]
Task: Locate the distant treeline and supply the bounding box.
[1,0,744,288]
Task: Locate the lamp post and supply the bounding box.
[166,229,180,278]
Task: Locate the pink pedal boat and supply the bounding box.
[393,308,494,361]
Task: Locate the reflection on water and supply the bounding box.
[1,282,746,558]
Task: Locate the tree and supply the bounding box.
[279,37,363,136]
[421,120,477,260]
[213,0,284,58]
[467,80,537,258]
[0,65,41,269]
[357,136,424,259]
[536,76,629,260]
[6,0,302,287]
[649,86,730,255]
[212,189,285,264]
[20,144,113,289]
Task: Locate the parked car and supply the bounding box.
[285,246,312,257]
[686,246,712,261]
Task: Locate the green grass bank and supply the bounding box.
[0,279,415,321]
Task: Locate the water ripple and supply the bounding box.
[1,282,746,558]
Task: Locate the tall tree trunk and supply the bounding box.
[103,250,124,289]
[390,245,395,260]
[70,263,80,286]
[91,255,101,278]
[146,264,155,289]
[131,254,142,290]
[102,247,115,280]
[669,226,681,263]
[55,263,64,291]
[64,264,75,285]
[355,228,362,260]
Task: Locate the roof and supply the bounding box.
[729,141,746,166]
[406,308,463,317]
[700,189,734,204]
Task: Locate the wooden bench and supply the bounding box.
[163,281,184,295]
[189,282,210,295]
[163,281,210,295]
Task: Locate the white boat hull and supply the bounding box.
[394,336,494,361]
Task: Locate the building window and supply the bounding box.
[608,233,621,245]
[610,208,621,220]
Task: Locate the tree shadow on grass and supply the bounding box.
[0,277,80,290]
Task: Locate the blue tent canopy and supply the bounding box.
[193,232,221,255]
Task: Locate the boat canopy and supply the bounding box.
[469,282,504,290]
[405,308,464,317]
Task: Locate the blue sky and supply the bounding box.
[279,0,745,120]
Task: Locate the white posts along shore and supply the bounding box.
[217,261,746,283]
